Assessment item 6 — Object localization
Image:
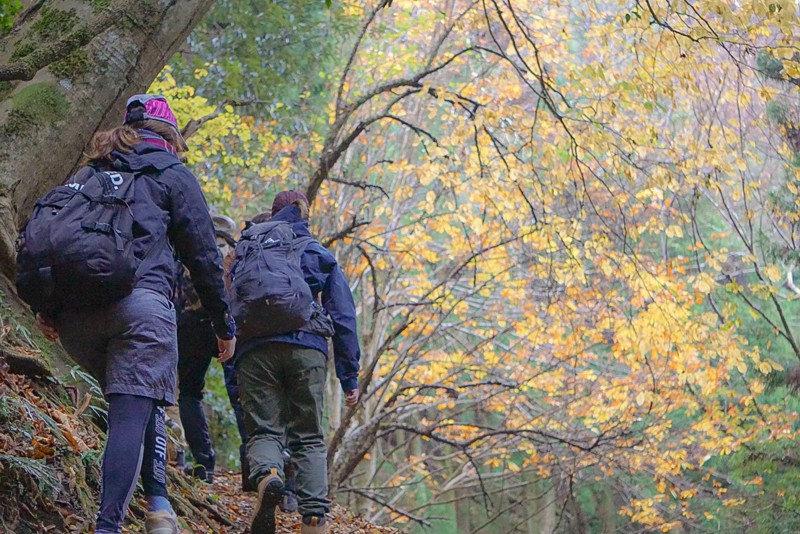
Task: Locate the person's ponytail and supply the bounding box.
[82,126,141,165]
[292,198,309,220]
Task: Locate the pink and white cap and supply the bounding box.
[124,94,180,131]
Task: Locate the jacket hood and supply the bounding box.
[270,205,312,238]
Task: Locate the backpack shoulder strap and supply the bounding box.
[97,170,136,197]
[292,235,315,256]
[65,166,98,187]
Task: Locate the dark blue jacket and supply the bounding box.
[238,205,361,392]
[99,138,234,338]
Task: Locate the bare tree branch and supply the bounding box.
[321,216,371,248]
[346,487,433,527]
[330,176,390,199]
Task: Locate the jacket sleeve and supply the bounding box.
[166,166,235,339]
[316,249,361,392]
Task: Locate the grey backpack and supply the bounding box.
[229,221,314,340]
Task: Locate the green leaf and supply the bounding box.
[0,0,23,33]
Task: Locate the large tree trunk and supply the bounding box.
[0,0,213,278]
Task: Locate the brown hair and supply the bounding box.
[128,119,189,152]
[82,126,141,165]
[252,199,309,224]
[292,198,310,220]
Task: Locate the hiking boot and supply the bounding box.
[301,515,327,534]
[144,509,179,534]
[184,463,214,483]
[250,468,284,534]
[280,490,298,513]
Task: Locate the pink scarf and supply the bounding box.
[137,130,177,156]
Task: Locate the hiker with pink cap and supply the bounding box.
[30,94,236,534]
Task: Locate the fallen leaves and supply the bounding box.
[194,471,401,534]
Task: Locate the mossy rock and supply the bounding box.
[2,108,36,137]
[116,0,160,30]
[86,0,112,13]
[1,83,69,136]
[51,49,92,80]
[32,7,79,40]
[10,41,36,61]
[0,81,12,100]
[0,288,62,371]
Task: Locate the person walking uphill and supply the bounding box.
[174,212,239,484]
[19,95,236,534]
[231,191,360,534]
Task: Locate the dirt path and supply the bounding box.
[172,470,399,534]
[0,362,398,534]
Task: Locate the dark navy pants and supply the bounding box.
[177,311,216,471]
[178,312,248,471]
[95,394,168,533]
[222,358,247,443]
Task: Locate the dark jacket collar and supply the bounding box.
[270,205,312,238]
[111,131,182,172]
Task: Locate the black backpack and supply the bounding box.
[229,220,315,340]
[16,167,138,314]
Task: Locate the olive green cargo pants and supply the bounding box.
[236,343,331,517]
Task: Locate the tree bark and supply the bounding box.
[0,0,214,279]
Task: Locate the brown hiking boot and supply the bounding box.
[144,510,179,534]
[250,468,284,534]
[301,515,327,534]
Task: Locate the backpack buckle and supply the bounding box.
[82,222,112,234]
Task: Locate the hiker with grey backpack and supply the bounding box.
[230,190,360,534]
[17,95,236,534]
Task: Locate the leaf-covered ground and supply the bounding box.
[0,358,397,533]
[185,471,399,534]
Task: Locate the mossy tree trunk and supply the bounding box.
[0,0,213,281]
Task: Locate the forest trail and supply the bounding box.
[0,357,397,534]
[168,470,399,534]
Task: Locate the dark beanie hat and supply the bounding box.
[271,190,309,216]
